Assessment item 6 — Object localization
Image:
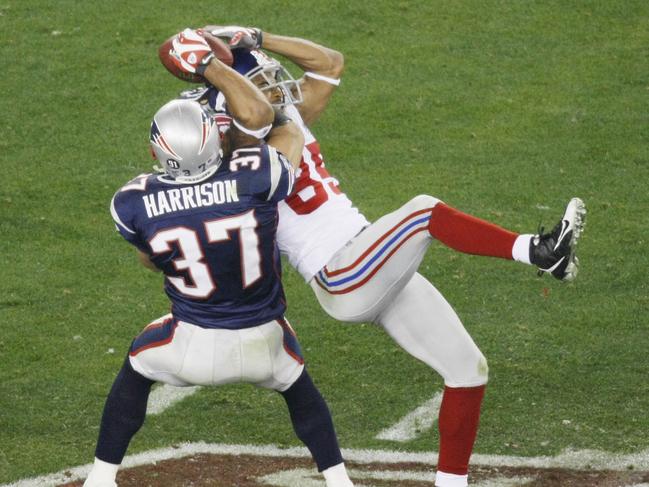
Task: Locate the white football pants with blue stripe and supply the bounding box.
[311,195,488,387]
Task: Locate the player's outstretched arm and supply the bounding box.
[260,33,344,81]
[203,26,343,80]
[260,32,344,126]
[170,28,274,133]
[266,111,305,169]
[201,59,274,133]
[204,25,343,126]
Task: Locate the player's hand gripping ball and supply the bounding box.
[159,28,233,83]
[204,25,263,50]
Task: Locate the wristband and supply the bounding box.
[232,117,272,139]
[195,52,215,76]
[304,71,341,86]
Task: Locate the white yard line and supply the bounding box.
[3,442,649,487]
[375,391,443,441]
[259,468,532,486]
[475,478,534,487]
[258,469,337,487]
[146,384,201,415]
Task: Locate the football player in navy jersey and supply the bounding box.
[83,29,354,487]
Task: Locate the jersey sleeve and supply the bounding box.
[230,145,295,203]
[109,176,150,252]
[264,145,295,202]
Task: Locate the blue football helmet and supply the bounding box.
[230,49,303,108]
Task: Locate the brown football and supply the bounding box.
[159,31,234,83]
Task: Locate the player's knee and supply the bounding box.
[469,352,489,385]
[477,354,489,383]
[407,194,442,212]
[281,371,331,433]
[444,350,489,388]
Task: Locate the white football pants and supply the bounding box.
[310,195,488,387]
[129,315,305,392]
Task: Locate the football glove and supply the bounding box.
[170,28,215,76]
[204,25,263,50]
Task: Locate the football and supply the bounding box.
[159,31,234,83]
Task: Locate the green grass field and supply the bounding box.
[1,0,648,483]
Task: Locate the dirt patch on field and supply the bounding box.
[59,453,649,486]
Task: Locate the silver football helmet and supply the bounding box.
[150,99,222,183]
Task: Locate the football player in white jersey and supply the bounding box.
[188,26,586,487]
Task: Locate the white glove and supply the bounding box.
[170,28,215,75]
[204,25,262,49]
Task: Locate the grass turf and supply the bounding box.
[1,0,648,482]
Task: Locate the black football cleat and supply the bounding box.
[530,198,586,281]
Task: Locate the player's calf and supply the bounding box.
[436,385,486,487]
[279,369,354,486]
[84,356,154,487]
[428,202,522,259]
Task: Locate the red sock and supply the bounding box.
[437,384,486,475]
[428,203,518,260]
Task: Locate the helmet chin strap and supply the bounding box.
[174,163,221,184]
[156,159,222,185]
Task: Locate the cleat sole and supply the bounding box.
[561,198,586,282]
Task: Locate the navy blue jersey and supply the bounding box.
[111,144,295,329]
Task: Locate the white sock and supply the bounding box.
[83,457,119,487]
[435,470,468,487]
[512,234,534,264]
[322,462,354,487]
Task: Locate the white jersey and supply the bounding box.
[198,91,369,282]
[278,105,369,281]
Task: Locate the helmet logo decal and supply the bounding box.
[199,110,213,154]
[150,120,181,158]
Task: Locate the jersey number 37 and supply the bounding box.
[149,210,261,298]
